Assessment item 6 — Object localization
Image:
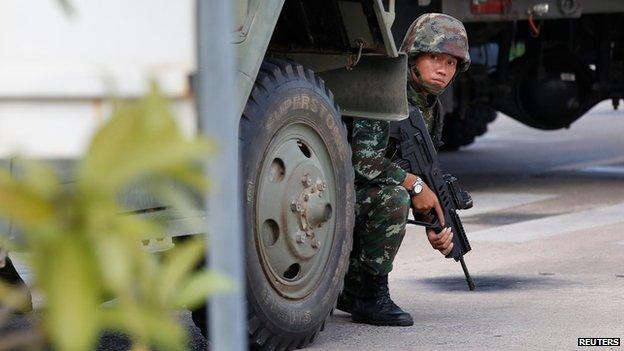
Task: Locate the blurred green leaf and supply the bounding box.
[0,171,54,227]
[39,239,101,351]
[12,158,60,200]
[95,235,133,293]
[157,238,205,305]
[174,270,233,310]
[0,82,225,350]
[0,280,31,313]
[79,84,212,195]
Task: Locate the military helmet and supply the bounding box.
[400,13,471,72]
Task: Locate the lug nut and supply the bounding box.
[316,183,324,191]
[304,194,309,201]
[296,233,306,244]
[311,239,321,249]
[290,201,298,212]
[302,174,313,187]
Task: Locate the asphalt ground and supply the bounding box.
[2,101,624,350]
[307,100,624,351]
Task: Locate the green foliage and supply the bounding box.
[0,83,230,350]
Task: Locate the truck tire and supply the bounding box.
[192,58,354,350]
[441,104,497,151]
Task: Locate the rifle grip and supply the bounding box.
[408,211,443,233]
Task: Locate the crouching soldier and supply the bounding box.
[337,13,470,326]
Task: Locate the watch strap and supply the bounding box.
[407,177,423,197]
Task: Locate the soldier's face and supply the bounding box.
[411,52,458,92]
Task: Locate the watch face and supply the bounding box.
[414,183,423,194]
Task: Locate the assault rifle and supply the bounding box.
[388,107,476,291]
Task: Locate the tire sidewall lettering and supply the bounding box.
[241,69,353,339]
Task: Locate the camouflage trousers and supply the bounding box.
[343,184,410,295]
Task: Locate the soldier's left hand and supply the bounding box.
[426,227,454,256]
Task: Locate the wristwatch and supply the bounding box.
[407,177,424,197]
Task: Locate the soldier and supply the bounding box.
[400,13,471,148]
[337,13,470,326]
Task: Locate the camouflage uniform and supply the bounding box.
[340,13,470,315]
[344,102,445,297]
[342,118,410,297]
[407,85,444,147]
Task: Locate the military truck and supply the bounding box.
[18,1,624,349]
[190,1,412,348]
[1,0,409,349]
[393,0,624,150]
[220,1,624,344]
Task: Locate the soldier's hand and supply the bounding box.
[410,182,445,226]
[427,227,454,256]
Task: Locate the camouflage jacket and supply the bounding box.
[350,87,444,188]
[351,118,407,187]
[406,85,444,149]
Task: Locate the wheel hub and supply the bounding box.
[287,171,331,260]
[255,123,337,299]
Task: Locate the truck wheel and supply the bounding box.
[192,58,354,350]
[441,104,497,151]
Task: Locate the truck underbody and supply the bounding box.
[394,0,624,149]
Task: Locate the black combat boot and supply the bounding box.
[336,265,361,314]
[0,257,33,313]
[351,272,413,326]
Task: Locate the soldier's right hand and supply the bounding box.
[410,182,445,226]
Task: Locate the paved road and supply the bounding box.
[3,101,624,350]
[307,100,624,350]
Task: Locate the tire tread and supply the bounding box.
[244,58,353,350]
